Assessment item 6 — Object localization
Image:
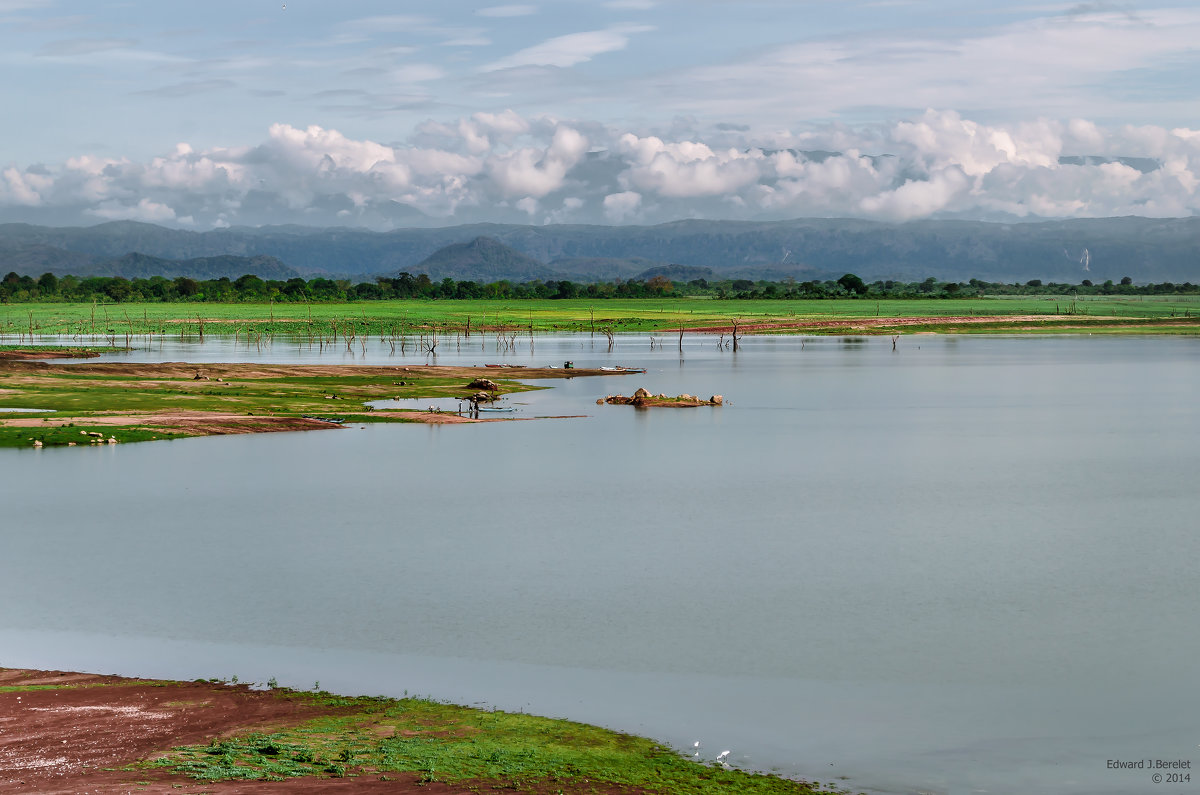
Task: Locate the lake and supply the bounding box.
[2,332,1198,795]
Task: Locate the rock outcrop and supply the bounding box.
[601,388,724,408]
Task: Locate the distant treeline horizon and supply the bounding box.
[2,270,1197,304]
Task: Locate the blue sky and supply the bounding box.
[3,0,1200,227]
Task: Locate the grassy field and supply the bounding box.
[149,690,838,793]
[2,296,1199,339]
[3,671,842,793]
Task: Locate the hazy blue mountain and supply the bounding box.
[410,236,557,282]
[1,217,1199,283]
[93,253,300,280]
[0,243,299,281]
[634,264,716,282]
[0,241,94,275]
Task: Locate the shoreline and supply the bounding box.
[1,667,830,794]
[0,348,104,360]
[0,362,634,447]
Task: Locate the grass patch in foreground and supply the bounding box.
[148,692,847,794]
[0,422,187,448]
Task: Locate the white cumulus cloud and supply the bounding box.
[1,167,53,205]
[486,124,588,197]
[617,134,764,197]
[3,110,1200,228]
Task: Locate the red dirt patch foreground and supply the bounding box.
[1,669,336,794]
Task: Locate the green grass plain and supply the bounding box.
[2,295,1199,338]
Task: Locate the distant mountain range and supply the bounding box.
[0,238,300,281]
[410,237,695,283]
[93,253,298,281]
[1,216,1198,284]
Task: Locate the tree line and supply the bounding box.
[1,270,1196,304]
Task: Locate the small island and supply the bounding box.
[601,387,724,407]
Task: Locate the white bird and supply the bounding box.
[691,740,701,757]
[716,750,730,764]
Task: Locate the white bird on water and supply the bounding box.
[691,740,701,758]
[716,750,730,765]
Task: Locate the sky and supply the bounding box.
[2,0,1200,228]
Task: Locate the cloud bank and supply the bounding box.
[2,110,1199,229]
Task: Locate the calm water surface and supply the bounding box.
[2,333,1198,795]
